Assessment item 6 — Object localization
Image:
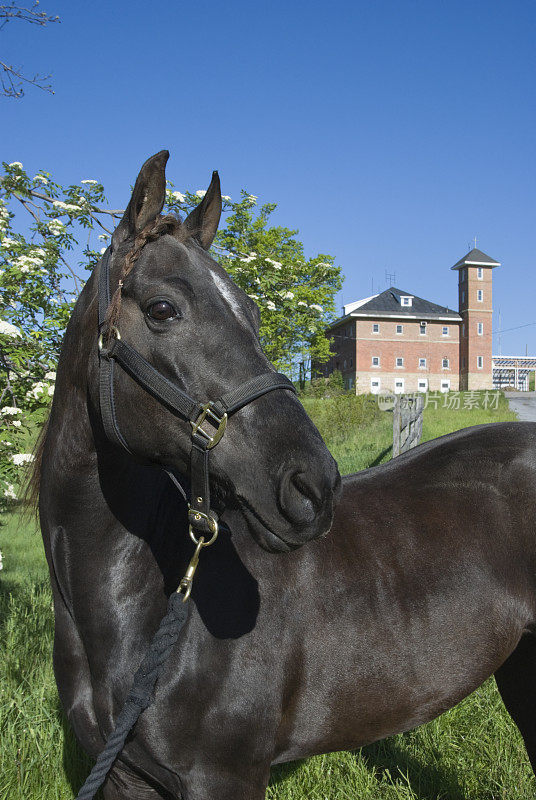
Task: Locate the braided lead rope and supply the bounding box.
[75,592,188,800]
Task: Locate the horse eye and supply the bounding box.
[147,301,177,321]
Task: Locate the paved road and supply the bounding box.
[507,392,536,422]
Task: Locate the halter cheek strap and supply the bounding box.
[97,247,297,542]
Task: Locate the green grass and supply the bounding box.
[0,392,530,799]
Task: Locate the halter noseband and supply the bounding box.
[97,246,296,550]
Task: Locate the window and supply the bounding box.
[419,322,427,335]
[477,322,483,335]
[477,289,483,302]
[372,323,379,333]
[477,356,483,369]
[396,324,403,334]
[401,296,413,307]
[442,326,449,336]
[370,378,380,394]
[419,357,427,368]
[396,357,404,367]
[477,267,483,279]
[371,356,380,366]
[442,358,450,369]
[394,379,405,394]
[418,379,428,392]
[440,379,451,393]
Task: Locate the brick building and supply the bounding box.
[322,248,500,394]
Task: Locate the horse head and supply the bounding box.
[85,151,341,552]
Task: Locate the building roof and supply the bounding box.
[451,247,501,270]
[328,286,461,329]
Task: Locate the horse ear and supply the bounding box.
[183,171,222,250]
[112,150,169,247]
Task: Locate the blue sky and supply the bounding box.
[2,0,535,355]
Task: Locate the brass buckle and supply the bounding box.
[190,402,227,449]
[98,325,121,352]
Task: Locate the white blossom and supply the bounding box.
[26,381,48,399]
[100,247,106,254]
[195,190,207,198]
[34,174,48,184]
[11,453,34,465]
[222,195,232,201]
[47,219,65,235]
[172,191,186,202]
[12,419,21,427]
[80,179,98,185]
[8,162,23,169]
[52,200,81,212]
[98,234,109,241]
[44,371,56,380]
[247,294,259,300]
[1,237,18,248]
[266,300,276,311]
[282,291,294,300]
[247,194,258,204]
[240,255,255,263]
[309,304,323,313]
[265,258,282,269]
[0,549,3,568]
[0,319,22,338]
[1,407,21,415]
[297,301,308,307]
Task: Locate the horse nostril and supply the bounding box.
[279,468,324,526]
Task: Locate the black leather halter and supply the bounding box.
[97,246,297,543]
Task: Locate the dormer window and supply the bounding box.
[401,296,412,307]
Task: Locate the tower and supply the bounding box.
[451,248,501,390]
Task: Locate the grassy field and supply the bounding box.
[0,391,530,799]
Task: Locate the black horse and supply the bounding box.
[36,152,536,799]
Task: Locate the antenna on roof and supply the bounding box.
[385,269,396,287]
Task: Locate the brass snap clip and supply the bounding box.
[177,523,219,603]
[190,402,227,449]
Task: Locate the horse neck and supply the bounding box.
[40,275,190,584]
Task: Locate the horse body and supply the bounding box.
[38,152,536,798]
[42,376,536,797]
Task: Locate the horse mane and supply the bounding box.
[23,414,49,521]
[26,213,195,518]
[104,214,191,333]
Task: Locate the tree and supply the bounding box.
[1,2,59,98]
[215,193,342,375]
[0,160,342,505]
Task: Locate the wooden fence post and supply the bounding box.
[392,394,424,457]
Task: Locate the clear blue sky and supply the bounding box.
[2,0,535,355]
